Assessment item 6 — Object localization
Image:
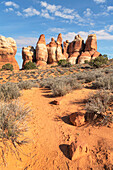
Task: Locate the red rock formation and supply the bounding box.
[78,51,91,64]
[68,35,84,64]
[92,51,101,59]
[36,34,48,66]
[85,34,97,51]
[56,33,66,61]
[22,46,35,69]
[47,38,57,64]
[63,40,69,59]
[0,36,19,70]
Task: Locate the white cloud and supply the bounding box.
[105,25,113,32]
[107,6,113,11]
[23,7,40,17]
[84,8,92,17]
[16,11,22,16]
[40,1,61,13]
[93,0,106,3]
[62,30,113,42]
[49,28,66,33]
[5,1,19,8]
[16,36,37,48]
[5,7,14,12]
[55,11,74,20]
[41,9,54,19]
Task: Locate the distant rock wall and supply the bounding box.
[22,33,101,68]
[0,36,19,70]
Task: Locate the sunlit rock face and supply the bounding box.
[22,33,101,67]
[36,34,48,66]
[0,36,19,70]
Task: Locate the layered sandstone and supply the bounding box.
[68,35,84,64]
[22,46,35,68]
[47,38,57,64]
[36,34,48,66]
[0,36,19,70]
[22,33,101,67]
[56,33,66,61]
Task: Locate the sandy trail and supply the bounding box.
[2,87,113,170]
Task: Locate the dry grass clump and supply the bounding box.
[92,76,113,90]
[0,82,20,101]
[18,80,39,90]
[0,101,30,165]
[85,90,113,126]
[40,75,82,96]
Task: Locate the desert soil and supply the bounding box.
[1,87,113,170]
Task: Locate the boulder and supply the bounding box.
[36,34,48,66]
[78,52,91,64]
[69,112,85,127]
[47,38,57,64]
[69,141,89,160]
[22,46,35,68]
[0,36,19,70]
[85,34,97,51]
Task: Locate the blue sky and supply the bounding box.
[0,0,113,68]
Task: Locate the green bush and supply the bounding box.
[58,59,71,67]
[0,82,20,101]
[2,63,13,71]
[24,61,37,70]
[89,55,108,68]
[85,90,113,126]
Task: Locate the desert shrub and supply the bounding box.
[88,55,108,68]
[18,80,39,90]
[92,76,113,90]
[0,82,20,101]
[2,63,13,71]
[0,101,30,165]
[51,80,72,96]
[24,61,37,70]
[58,59,71,67]
[85,90,113,126]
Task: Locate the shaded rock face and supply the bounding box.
[0,36,19,70]
[22,33,101,67]
[36,34,48,66]
[22,46,35,68]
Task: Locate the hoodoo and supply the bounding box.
[0,36,19,70]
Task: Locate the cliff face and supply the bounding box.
[0,36,19,70]
[22,33,101,68]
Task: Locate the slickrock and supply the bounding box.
[36,34,48,66]
[69,112,85,127]
[47,38,57,64]
[78,51,91,64]
[92,51,101,59]
[0,36,19,70]
[22,46,35,68]
[69,141,89,161]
